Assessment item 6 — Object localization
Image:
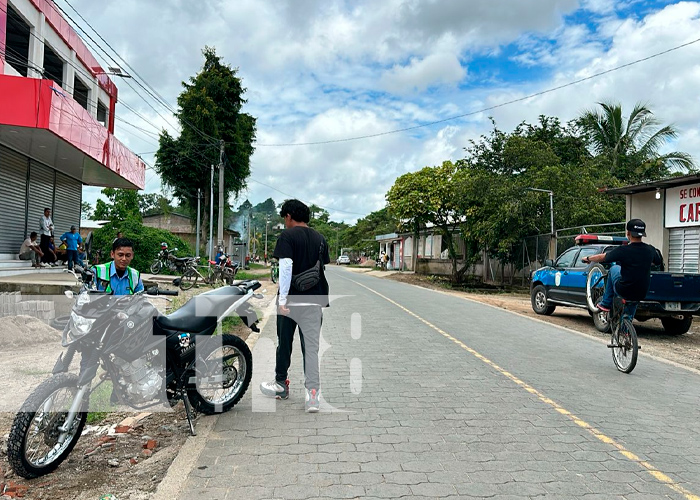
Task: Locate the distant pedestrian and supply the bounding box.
[46,236,58,266]
[39,208,53,263]
[112,231,123,245]
[19,232,44,268]
[60,225,83,270]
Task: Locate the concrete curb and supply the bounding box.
[152,291,278,499]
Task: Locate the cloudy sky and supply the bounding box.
[72,0,700,223]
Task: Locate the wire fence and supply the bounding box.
[519,222,625,285]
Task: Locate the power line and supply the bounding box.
[55,0,222,146]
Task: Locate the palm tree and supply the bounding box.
[577,102,695,183]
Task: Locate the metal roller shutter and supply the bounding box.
[668,227,700,273]
[0,146,29,254]
[27,160,56,238]
[53,172,82,237]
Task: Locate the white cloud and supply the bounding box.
[72,0,700,223]
[380,53,466,94]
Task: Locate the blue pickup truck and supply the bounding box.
[530,234,700,335]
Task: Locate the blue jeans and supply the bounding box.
[600,265,637,319]
[66,249,78,270]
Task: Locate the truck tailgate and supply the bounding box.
[646,272,700,302]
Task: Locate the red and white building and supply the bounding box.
[0,0,144,258]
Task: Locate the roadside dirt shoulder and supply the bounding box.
[388,273,700,372]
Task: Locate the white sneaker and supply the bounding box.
[305,388,320,413]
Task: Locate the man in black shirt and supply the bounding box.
[582,219,662,316]
[260,199,330,412]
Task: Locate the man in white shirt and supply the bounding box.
[39,208,54,264]
[19,232,44,267]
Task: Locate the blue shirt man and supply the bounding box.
[61,226,83,270]
[60,228,82,250]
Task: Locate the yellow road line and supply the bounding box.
[347,276,700,500]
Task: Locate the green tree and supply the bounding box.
[386,161,466,282]
[139,193,174,216]
[92,219,191,273]
[577,102,694,183]
[93,188,141,223]
[343,208,399,257]
[154,47,256,247]
[81,202,93,219]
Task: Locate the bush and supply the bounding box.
[91,219,193,273]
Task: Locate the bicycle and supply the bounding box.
[179,262,230,290]
[586,264,639,373]
[270,260,279,283]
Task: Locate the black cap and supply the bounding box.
[627,219,646,237]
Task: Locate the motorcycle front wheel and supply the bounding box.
[7,373,87,478]
[188,334,252,414]
[150,260,163,274]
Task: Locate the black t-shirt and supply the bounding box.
[273,226,331,306]
[603,242,663,301]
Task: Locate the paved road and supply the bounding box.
[177,268,700,499]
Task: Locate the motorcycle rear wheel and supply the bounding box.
[187,334,252,414]
[7,373,87,479]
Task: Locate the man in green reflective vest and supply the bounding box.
[92,238,144,295]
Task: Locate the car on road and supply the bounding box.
[530,234,700,335]
[336,255,351,265]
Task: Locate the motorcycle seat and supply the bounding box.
[172,257,192,263]
[154,285,247,333]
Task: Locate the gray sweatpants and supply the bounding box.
[19,250,40,265]
[275,305,323,391]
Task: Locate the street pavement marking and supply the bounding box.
[345,276,700,500]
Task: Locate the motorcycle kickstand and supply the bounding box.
[181,391,198,436]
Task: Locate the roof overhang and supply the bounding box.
[604,173,700,195]
[0,75,144,189]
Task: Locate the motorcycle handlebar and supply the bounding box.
[145,286,179,296]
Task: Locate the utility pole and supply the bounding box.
[217,140,225,251]
[265,218,269,263]
[196,188,201,258]
[209,164,214,261]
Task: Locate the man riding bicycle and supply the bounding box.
[582,219,663,316]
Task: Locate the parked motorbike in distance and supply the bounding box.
[7,265,261,479]
[150,244,196,275]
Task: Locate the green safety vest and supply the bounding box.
[93,263,141,294]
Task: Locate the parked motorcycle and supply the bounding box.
[150,244,195,274]
[7,265,261,479]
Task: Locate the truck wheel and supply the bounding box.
[531,285,556,315]
[661,316,693,336]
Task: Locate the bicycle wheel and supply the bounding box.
[585,264,607,312]
[271,265,278,283]
[611,318,638,373]
[179,267,198,290]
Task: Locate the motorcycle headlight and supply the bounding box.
[76,291,91,307]
[70,311,96,336]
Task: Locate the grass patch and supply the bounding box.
[87,381,114,424]
[248,263,265,270]
[234,271,257,280]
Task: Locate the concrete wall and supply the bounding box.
[628,190,668,257]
